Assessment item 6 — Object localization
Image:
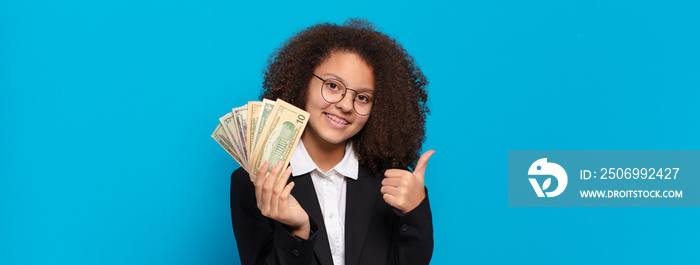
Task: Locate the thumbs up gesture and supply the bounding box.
[381,150,435,213]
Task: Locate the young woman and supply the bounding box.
[230,19,434,265]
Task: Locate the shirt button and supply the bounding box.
[292,249,300,256]
[329,213,334,218]
[401,224,409,232]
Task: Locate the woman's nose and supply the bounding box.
[335,92,355,113]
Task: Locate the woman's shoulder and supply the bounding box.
[358,164,384,186]
[230,167,253,188]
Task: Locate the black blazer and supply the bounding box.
[230,165,433,265]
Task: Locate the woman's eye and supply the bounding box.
[357,94,371,103]
[326,81,341,91]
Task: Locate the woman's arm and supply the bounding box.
[254,162,310,239]
[230,167,318,265]
[381,150,436,264]
[392,191,434,265]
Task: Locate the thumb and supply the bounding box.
[414,150,435,179]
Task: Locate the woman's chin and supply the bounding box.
[319,135,348,146]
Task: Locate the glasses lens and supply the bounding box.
[321,79,345,103]
[353,92,373,115]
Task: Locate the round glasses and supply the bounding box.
[313,74,374,116]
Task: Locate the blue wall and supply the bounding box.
[2,0,699,264]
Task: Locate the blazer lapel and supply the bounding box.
[344,166,379,265]
[290,173,334,265]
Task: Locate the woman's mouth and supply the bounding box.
[324,113,349,125]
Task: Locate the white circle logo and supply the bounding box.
[527,158,567,197]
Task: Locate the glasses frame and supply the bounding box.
[313,73,373,116]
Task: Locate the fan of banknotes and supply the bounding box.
[211,98,309,181]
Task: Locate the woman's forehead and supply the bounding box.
[314,52,374,91]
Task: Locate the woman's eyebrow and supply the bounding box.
[323,72,374,92]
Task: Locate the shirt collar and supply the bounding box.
[290,139,359,180]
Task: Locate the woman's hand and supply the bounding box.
[381,150,435,214]
[254,161,310,239]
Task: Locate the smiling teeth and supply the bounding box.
[326,114,348,125]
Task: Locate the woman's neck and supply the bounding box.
[301,131,346,172]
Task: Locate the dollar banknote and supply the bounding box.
[248,99,309,182]
[219,112,246,169]
[246,101,262,160]
[211,123,245,169]
[212,98,308,182]
[232,105,248,167]
[250,98,276,161]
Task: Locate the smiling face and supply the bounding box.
[302,51,374,148]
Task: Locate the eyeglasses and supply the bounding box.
[313,73,374,116]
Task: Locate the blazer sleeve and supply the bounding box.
[230,168,319,265]
[392,189,434,265]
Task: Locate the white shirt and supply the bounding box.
[289,140,358,265]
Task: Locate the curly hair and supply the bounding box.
[260,18,429,174]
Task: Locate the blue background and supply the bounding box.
[2,0,698,264]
